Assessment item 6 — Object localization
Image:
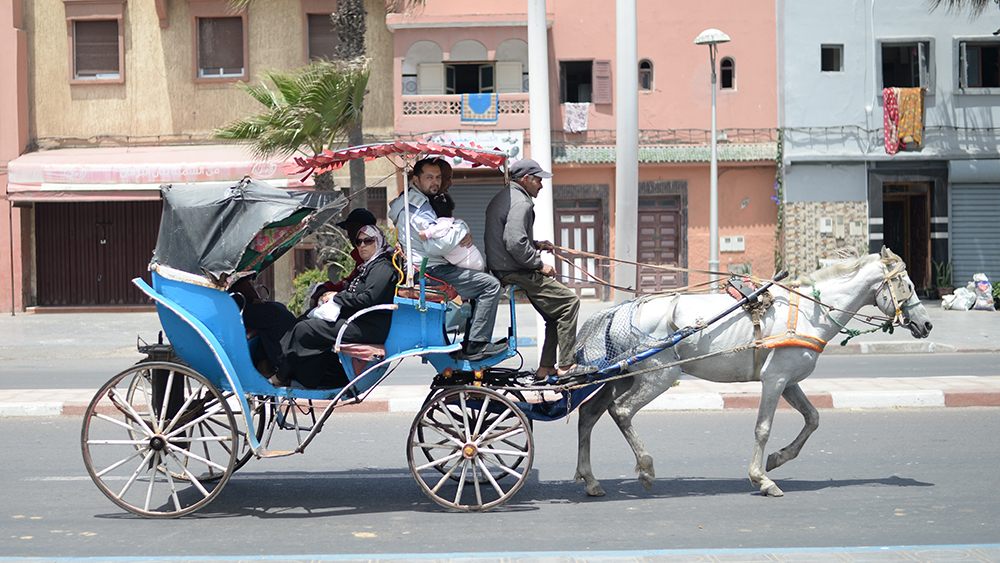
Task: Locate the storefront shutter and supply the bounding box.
[951,184,1000,284]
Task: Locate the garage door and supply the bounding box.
[36,201,162,306]
[951,184,1000,284]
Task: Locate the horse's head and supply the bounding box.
[874,247,932,338]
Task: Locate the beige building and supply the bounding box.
[1,0,395,311]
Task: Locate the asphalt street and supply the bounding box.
[2,409,999,559]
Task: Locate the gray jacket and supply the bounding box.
[484,181,543,275]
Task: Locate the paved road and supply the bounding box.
[4,352,999,391]
[3,409,999,560]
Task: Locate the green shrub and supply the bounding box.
[288,268,329,316]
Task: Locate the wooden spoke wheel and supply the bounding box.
[81,362,237,518]
[416,388,532,483]
[125,369,267,479]
[407,387,533,511]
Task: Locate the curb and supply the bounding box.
[4,389,1000,418]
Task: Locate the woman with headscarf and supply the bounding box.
[274,225,399,389]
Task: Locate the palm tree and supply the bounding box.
[930,0,998,13]
[215,59,369,192]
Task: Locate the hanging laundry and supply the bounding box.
[882,87,900,155]
[460,93,499,124]
[897,87,924,147]
[563,102,590,133]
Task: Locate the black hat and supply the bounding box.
[508,158,553,179]
[336,207,377,231]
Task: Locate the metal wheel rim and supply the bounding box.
[81,361,238,518]
[416,388,531,483]
[407,387,533,511]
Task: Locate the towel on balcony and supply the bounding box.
[897,87,924,147]
[460,93,499,123]
[882,87,900,155]
[563,102,590,133]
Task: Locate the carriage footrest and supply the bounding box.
[258,449,297,458]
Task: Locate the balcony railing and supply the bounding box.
[401,94,529,116]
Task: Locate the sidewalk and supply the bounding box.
[2,299,1000,417]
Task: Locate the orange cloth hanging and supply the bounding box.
[897,87,924,147]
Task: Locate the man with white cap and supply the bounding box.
[484,159,579,379]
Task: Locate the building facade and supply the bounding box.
[1,0,395,312]
[387,0,779,296]
[779,0,1000,290]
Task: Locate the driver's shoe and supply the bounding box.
[457,340,506,361]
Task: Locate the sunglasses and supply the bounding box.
[355,237,377,247]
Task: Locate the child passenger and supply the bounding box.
[422,192,485,272]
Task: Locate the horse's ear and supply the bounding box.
[880,246,889,259]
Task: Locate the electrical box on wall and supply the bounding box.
[721,235,746,252]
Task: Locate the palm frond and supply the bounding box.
[928,0,997,14]
[215,59,371,159]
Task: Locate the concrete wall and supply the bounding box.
[549,162,777,285]
[779,0,1000,160]
[784,163,868,202]
[27,0,393,144]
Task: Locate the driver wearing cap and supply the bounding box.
[484,159,580,379]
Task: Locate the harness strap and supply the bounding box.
[758,292,828,354]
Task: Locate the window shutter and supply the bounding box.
[592,60,612,104]
[960,42,968,88]
[417,63,445,95]
[496,61,522,93]
[918,42,934,91]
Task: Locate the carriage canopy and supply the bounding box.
[150,177,347,287]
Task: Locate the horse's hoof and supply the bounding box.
[760,482,784,497]
[586,484,606,497]
[637,454,655,489]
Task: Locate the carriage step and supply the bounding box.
[258,449,297,458]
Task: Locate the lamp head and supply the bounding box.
[694,28,731,45]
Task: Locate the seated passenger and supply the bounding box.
[230,277,296,377]
[307,207,378,308]
[274,225,399,389]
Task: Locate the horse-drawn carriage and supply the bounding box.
[81,142,933,517]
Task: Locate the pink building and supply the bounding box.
[1,1,29,312]
[387,0,778,294]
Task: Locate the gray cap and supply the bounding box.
[508,158,552,179]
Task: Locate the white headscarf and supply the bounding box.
[356,225,389,269]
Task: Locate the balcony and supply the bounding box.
[395,93,530,136]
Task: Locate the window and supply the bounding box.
[821,44,843,72]
[720,57,735,89]
[960,40,1000,89]
[559,60,611,103]
[72,20,121,80]
[638,59,653,90]
[195,16,247,79]
[561,61,592,102]
[64,0,125,84]
[445,63,494,95]
[881,41,931,88]
[307,13,340,60]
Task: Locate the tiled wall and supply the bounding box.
[782,201,869,277]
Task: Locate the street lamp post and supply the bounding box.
[694,28,730,288]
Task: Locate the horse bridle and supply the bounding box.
[878,260,915,325]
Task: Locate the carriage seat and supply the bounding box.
[338,343,387,382]
[396,279,459,303]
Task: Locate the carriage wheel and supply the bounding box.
[416,388,532,483]
[125,370,267,479]
[407,387,533,511]
[81,362,238,518]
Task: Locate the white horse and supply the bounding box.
[574,247,933,497]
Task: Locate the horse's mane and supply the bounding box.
[791,253,880,287]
